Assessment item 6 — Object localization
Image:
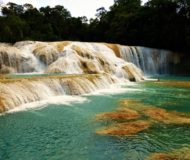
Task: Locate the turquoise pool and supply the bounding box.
[0,76,190,160]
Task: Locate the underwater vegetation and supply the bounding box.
[155,81,190,88]
[95,99,190,136]
[146,147,190,160]
[96,108,140,121]
[95,97,190,159]
[96,120,151,136]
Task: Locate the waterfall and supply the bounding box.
[119,46,172,75]
[0,41,178,113]
[0,74,117,112]
[0,41,142,81]
[0,41,175,75]
[0,42,45,73]
[0,44,23,73]
[15,42,46,73]
[45,42,144,81]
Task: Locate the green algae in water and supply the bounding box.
[0,76,190,160]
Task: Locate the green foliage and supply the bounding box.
[0,1,190,53]
[90,0,190,52]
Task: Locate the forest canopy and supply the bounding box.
[0,0,190,53]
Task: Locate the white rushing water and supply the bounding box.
[0,41,174,76]
[0,41,176,113]
[0,75,139,114]
[5,95,89,114]
[119,46,172,74]
[0,74,120,112]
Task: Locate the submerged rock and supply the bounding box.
[119,99,153,112]
[144,108,190,125]
[146,153,178,160]
[146,147,190,160]
[155,81,190,88]
[96,108,140,121]
[120,99,190,125]
[95,98,190,137]
[96,120,151,136]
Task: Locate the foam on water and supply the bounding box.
[87,82,142,96]
[3,95,88,114]
[1,41,177,114]
[0,79,143,115]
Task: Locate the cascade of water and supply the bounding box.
[21,47,46,73]
[119,46,172,75]
[0,74,116,112]
[0,44,23,73]
[0,42,46,73]
[45,42,145,81]
[0,41,178,113]
[0,41,175,75]
[14,42,46,72]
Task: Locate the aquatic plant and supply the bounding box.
[95,98,190,137]
[144,108,190,125]
[96,108,140,121]
[155,81,190,88]
[96,120,151,136]
[146,147,190,160]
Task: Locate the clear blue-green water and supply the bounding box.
[0,76,190,160]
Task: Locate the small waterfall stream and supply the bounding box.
[119,46,172,75]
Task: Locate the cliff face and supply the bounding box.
[169,53,190,75]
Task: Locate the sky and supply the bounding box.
[0,0,148,19]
